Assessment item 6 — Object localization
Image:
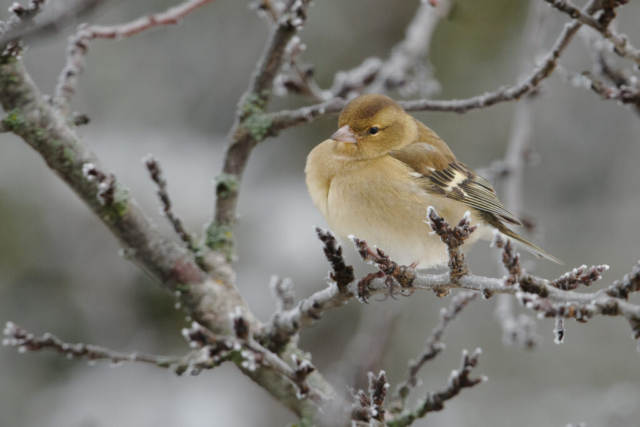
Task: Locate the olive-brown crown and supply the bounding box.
[336,94,417,158]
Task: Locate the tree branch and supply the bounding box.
[0,56,207,298]
[265,0,602,136]
[388,349,485,427]
[3,322,187,371]
[545,0,640,67]
[209,0,312,258]
[0,0,109,48]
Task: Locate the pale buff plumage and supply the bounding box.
[305,94,561,268]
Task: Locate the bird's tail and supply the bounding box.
[494,221,564,265]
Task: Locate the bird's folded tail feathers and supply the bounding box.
[495,222,564,265]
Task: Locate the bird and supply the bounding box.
[305,93,562,269]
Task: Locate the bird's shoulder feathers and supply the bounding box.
[389,125,522,227]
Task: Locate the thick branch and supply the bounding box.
[0,53,331,422]
[0,56,206,296]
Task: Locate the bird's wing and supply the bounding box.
[389,142,523,226]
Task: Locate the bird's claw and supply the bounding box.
[357,270,385,302]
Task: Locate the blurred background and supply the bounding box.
[2,0,640,426]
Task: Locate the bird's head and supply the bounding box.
[330,94,418,159]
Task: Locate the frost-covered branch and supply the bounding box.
[605,261,640,300]
[260,230,355,352]
[0,0,108,48]
[390,291,478,414]
[349,371,389,424]
[255,1,327,102]
[0,0,46,50]
[53,0,218,113]
[230,309,331,408]
[144,155,197,251]
[549,20,640,117]
[3,322,185,371]
[264,217,640,368]
[388,349,485,427]
[426,207,477,281]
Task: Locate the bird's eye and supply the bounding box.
[369,126,379,135]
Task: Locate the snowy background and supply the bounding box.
[2,0,640,426]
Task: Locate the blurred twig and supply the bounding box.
[53,0,218,113]
[389,291,478,414]
[0,0,108,48]
[331,305,400,394]
[491,0,549,349]
[366,0,451,95]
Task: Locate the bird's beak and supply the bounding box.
[331,125,357,144]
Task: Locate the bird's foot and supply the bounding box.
[357,270,385,303]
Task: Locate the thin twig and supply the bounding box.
[144,155,196,251]
[545,0,640,67]
[255,1,327,102]
[315,228,355,291]
[388,349,486,427]
[3,322,184,370]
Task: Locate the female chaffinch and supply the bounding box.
[305,94,561,268]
